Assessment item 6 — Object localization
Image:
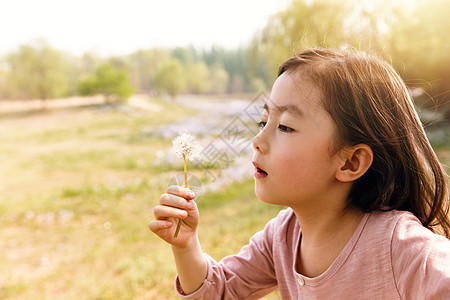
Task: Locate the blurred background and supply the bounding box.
[0,0,448,299]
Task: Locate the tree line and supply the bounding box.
[0,0,448,112]
[0,42,266,102]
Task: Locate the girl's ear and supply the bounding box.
[335,144,373,182]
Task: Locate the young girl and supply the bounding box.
[149,48,450,299]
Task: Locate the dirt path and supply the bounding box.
[0,94,164,114]
[0,96,105,113]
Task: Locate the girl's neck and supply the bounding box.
[294,205,363,244]
[293,205,364,277]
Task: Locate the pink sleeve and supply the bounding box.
[175,213,281,299]
[391,213,450,299]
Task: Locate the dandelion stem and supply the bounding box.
[184,158,187,188]
[174,157,188,238]
[174,218,182,238]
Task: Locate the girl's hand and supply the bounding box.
[149,185,199,248]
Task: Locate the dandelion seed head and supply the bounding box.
[172,132,201,161]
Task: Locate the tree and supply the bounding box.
[386,0,450,109]
[252,0,420,81]
[252,0,450,111]
[185,62,210,94]
[208,64,229,94]
[78,63,134,102]
[171,46,198,64]
[0,65,6,99]
[249,77,267,93]
[153,59,186,98]
[127,49,169,93]
[201,46,253,93]
[2,40,69,104]
[252,0,353,82]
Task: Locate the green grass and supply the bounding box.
[0,97,284,299]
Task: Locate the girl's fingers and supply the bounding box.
[153,204,188,220]
[160,193,194,210]
[148,219,173,232]
[149,187,198,240]
[167,185,195,200]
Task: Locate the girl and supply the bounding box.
[149,48,450,299]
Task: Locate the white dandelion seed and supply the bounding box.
[172,132,201,161]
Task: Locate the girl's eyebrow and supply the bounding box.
[263,102,303,118]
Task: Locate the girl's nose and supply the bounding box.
[252,129,269,153]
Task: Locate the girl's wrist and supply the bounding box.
[172,235,201,254]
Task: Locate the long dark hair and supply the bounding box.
[279,48,449,237]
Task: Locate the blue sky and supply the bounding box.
[0,0,291,56]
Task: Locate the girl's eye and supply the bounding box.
[279,125,294,133]
[257,121,267,129]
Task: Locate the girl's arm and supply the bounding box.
[150,186,282,298]
[172,235,208,294]
[149,185,207,294]
[391,213,450,298]
[171,210,284,299]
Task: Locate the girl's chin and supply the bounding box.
[254,185,279,205]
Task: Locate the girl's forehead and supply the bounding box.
[269,73,323,112]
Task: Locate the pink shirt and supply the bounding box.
[176,209,450,299]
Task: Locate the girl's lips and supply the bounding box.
[254,170,268,179]
[253,162,268,179]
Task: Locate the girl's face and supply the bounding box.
[252,73,344,209]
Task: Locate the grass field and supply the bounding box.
[0,96,285,299]
[0,96,448,299]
